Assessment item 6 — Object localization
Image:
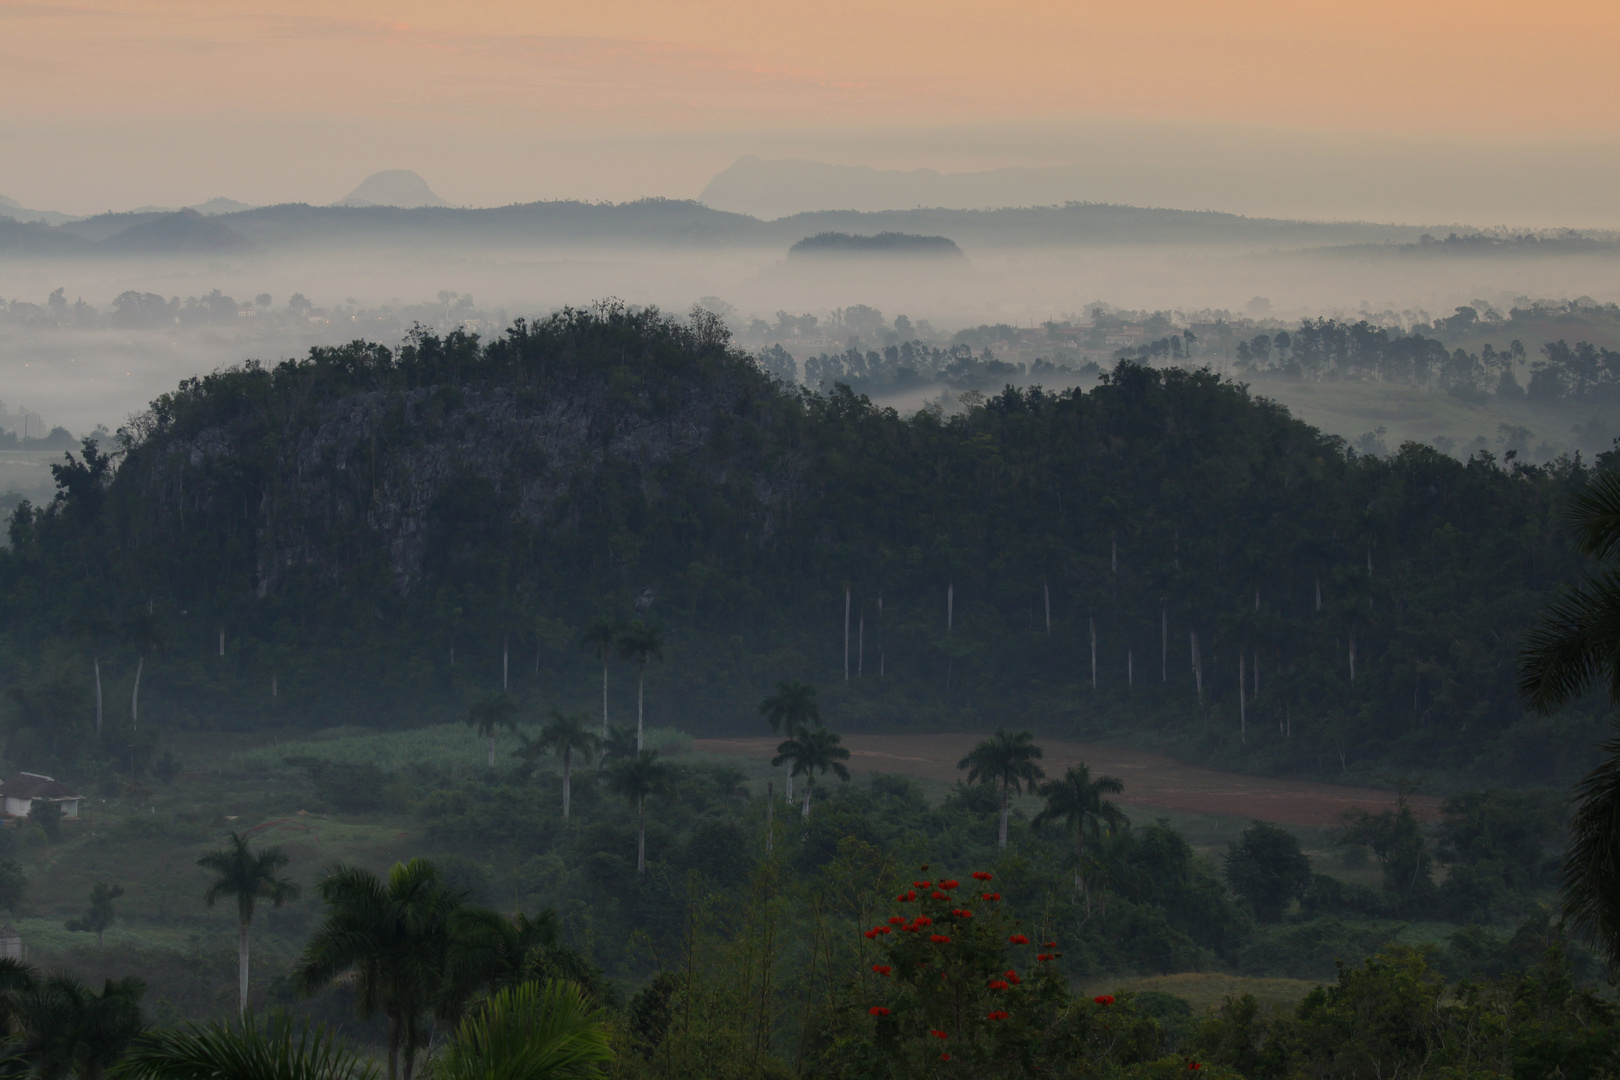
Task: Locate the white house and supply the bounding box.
[1,772,83,818]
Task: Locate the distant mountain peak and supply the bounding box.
[335,170,449,209]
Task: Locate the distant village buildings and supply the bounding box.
[1,772,83,818]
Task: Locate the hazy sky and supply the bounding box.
[2,0,1619,220]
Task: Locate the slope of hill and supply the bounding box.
[4,306,1609,791]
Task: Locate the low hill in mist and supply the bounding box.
[787,231,964,258]
[5,307,1609,789]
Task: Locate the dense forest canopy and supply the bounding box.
[4,303,1613,787]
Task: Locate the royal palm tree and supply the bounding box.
[8,971,145,1080]
[539,710,599,818]
[616,621,663,752]
[68,609,116,737]
[433,981,612,1080]
[293,859,464,1080]
[197,830,301,1018]
[1032,764,1127,902]
[958,729,1046,849]
[771,725,851,819]
[121,609,165,730]
[1520,471,1620,966]
[596,725,638,770]
[114,1015,378,1080]
[467,693,519,769]
[604,751,671,875]
[579,617,622,736]
[759,681,819,804]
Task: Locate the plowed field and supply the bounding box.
[692,734,1440,827]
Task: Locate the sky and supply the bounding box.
[2,0,1619,221]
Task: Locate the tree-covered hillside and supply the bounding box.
[4,303,1610,786]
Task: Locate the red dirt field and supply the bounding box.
[692,734,1441,828]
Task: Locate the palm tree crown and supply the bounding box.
[617,621,664,751]
[604,751,672,875]
[292,858,465,1080]
[958,728,1046,849]
[1519,471,1620,967]
[771,725,851,819]
[579,616,623,736]
[1032,763,1127,900]
[539,710,599,818]
[467,692,519,768]
[198,831,300,1018]
[759,681,819,805]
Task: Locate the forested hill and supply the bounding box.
[5,305,1610,787]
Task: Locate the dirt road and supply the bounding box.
[692,733,1441,827]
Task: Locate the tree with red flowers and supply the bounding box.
[958,729,1046,849]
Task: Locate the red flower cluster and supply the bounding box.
[980,892,1001,902]
[1188,1063,1202,1071]
[988,980,1010,991]
[1044,941,1058,948]
[872,964,892,976]
[864,930,878,939]
[1004,970,1022,984]
[869,1006,890,1016]
[930,1030,949,1041]
[863,926,893,938]
[971,871,994,881]
[896,890,917,903]
[913,916,933,927]
[1094,995,1115,1006]
[914,880,932,888]
[887,916,906,925]
[929,933,951,944]
[1009,934,1029,945]
[951,909,973,919]
[940,1053,951,1062]
[1036,953,1053,962]
[986,1010,1010,1021]
[931,890,948,900]
[941,879,960,889]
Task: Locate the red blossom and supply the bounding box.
[895,894,911,903]
[914,880,932,888]
[863,930,879,939]
[941,879,959,889]
[872,964,892,976]
[879,927,892,935]
[1009,935,1029,945]
[1094,995,1115,1006]
[888,916,906,925]
[931,890,948,900]
[940,1053,951,1062]
[913,916,933,927]
[971,871,994,881]
[1036,953,1052,962]
[986,1010,1010,1021]
[930,934,951,943]
[988,980,1009,990]
[1044,941,1057,948]
[869,1006,890,1017]
[951,909,973,919]
[1188,1063,1201,1071]
[930,1030,949,1041]
[1005,971,1022,984]
[981,892,1001,901]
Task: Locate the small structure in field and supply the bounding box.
[0,924,21,959]
[1,772,84,818]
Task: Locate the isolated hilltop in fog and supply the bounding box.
[788,231,965,258]
[702,155,1098,217]
[334,169,450,209]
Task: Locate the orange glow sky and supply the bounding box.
[2,0,1618,216]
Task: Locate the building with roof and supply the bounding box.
[1,772,83,818]
[0,924,20,960]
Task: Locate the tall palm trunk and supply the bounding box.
[562,749,573,818]
[93,654,103,736]
[636,663,646,751]
[637,795,647,874]
[601,660,609,736]
[1075,828,1088,909]
[130,654,143,729]
[487,733,496,768]
[237,917,250,1017]
[998,779,1010,849]
[801,780,813,819]
[386,1012,401,1080]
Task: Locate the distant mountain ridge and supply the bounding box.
[335,170,449,208]
[0,197,1440,259]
